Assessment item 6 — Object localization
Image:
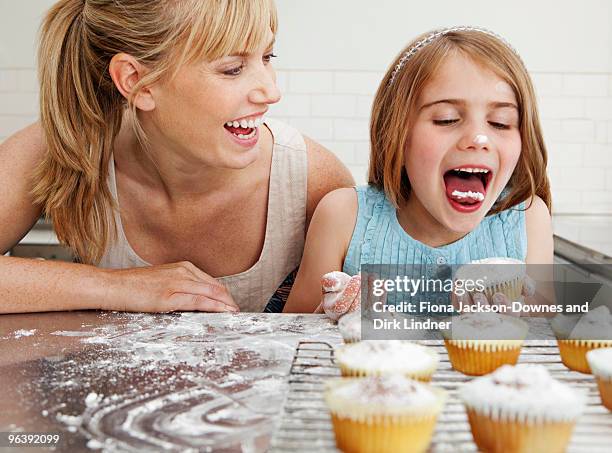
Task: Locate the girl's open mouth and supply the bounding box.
[443,167,493,213]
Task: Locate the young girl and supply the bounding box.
[284,26,553,314]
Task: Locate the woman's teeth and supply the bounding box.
[225,117,263,129]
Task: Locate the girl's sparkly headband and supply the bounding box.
[388,26,523,86]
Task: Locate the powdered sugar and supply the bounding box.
[12,329,37,339]
[335,340,438,373]
[587,348,612,378]
[444,312,528,341]
[337,311,361,342]
[570,306,612,340]
[18,312,341,451]
[331,374,438,408]
[460,364,585,422]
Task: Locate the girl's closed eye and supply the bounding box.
[433,118,459,126]
[488,121,510,130]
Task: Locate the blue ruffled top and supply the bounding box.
[342,185,527,275]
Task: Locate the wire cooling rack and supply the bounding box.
[269,340,612,452]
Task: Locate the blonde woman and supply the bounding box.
[0,0,353,314]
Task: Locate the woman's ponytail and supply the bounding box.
[33,0,123,263]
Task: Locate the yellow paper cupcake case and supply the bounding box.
[557,339,612,374]
[444,339,524,376]
[325,379,445,453]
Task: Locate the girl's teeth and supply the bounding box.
[453,168,489,173]
[239,119,248,128]
[248,119,255,128]
[232,121,240,128]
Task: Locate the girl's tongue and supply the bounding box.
[443,171,486,204]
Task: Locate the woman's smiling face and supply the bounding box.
[404,51,522,234]
[146,28,281,170]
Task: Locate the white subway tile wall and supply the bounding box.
[267,70,612,214]
[1,67,611,213]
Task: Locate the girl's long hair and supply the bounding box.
[33,0,277,263]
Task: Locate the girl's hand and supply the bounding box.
[103,261,239,313]
[316,271,361,320]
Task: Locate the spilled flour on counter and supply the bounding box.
[33,312,341,452]
[12,329,37,339]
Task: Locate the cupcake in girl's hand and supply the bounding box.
[335,340,439,381]
[455,258,528,307]
[441,312,528,375]
[460,364,585,453]
[338,310,361,343]
[552,305,612,373]
[325,375,445,453]
[587,348,612,411]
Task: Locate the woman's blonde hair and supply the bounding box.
[33,0,278,263]
[369,29,552,214]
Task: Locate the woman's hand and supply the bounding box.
[103,261,239,313]
[317,271,361,320]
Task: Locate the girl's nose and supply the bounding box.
[458,129,490,151]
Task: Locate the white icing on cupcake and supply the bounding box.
[550,313,576,339]
[338,311,361,342]
[456,257,525,287]
[587,348,612,379]
[569,306,612,340]
[325,375,445,419]
[460,364,585,423]
[335,341,438,374]
[443,312,528,341]
[332,374,438,407]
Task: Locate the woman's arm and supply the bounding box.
[283,188,358,313]
[0,123,45,253]
[304,137,355,229]
[0,124,238,314]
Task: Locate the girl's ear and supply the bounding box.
[109,53,155,111]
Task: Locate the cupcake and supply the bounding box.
[325,375,445,453]
[441,312,528,375]
[334,340,438,382]
[586,348,612,411]
[553,305,612,373]
[460,364,585,453]
[338,310,361,343]
[455,257,526,302]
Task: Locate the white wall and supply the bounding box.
[1,0,611,214]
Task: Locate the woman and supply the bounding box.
[0,0,353,314]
